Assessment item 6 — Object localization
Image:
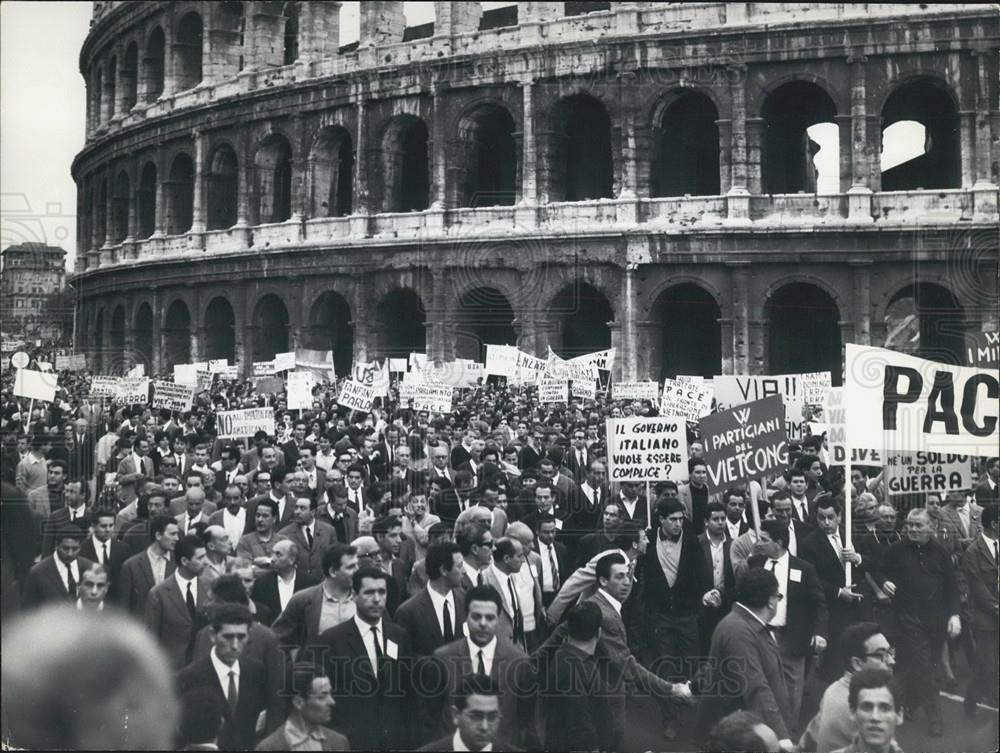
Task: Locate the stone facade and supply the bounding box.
[1,243,67,330]
[71,2,999,380]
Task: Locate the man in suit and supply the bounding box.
[316,482,359,544]
[251,539,318,621]
[295,444,326,492]
[235,498,285,570]
[207,484,252,553]
[419,673,517,752]
[175,488,210,536]
[40,479,89,555]
[678,458,712,535]
[246,467,295,529]
[732,492,813,575]
[281,422,308,469]
[66,417,95,483]
[272,543,358,654]
[255,663,350,751]
[938,489,983,550]
[145,533,210,668]
[394,541,466,656]
[117,513,178,616]
[117,435,155,487]
[27,458,67,520]
[175,603,273,750]
[752,518,829,729]
[278,496,338,583]
[316,567,413,750]
[571,459,610,544]
[723,487,752,541]
[576,501,625,567]
[695,568,795,750]
[79,507,131,602]
[613,480,650,528]
[534,515,570,608]
[565,429,593,484]
[961,504,999,717]
[427,585,536,748]
[22,523,95,609]
[212,445,243,494]
[371,514,410,615]
[698,502,737,656]
[974,456,999,507]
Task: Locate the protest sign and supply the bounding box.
[389,358,408,374]
[116,377,151,405]
[408,353,428,371]
[699,395,789,492]
[126,364,145,378]
[253,376,284,394]
[823,387,882,466]
[545,348,597,382]
[174,364,198,386]
[55,353,87,371]
[89,376,120,398]
[966,330,999,368]
[352,359,390,396]
[337,380,376,413]
[514,350,546,384]
[612,381,660,401]
[287,371,316,410]
[605,417,689,482]
[570,348,615,372]
[885,452,972,496]
[410,384,454,413]
[273,351,296,372]
[485,345,518,377]
[539,378,568,404]
[14,368,57,402]
[194,370,214,393]
[218,365,239,380]
[714,374,807,440]
[845,344,999,456]
[253,360,276,377]
[208,359,229,373]
[572,379,597,400]
[216,407,275,439]
[660,378,714,421]
[296,348,336,381]
[152,381,195,412]
[801,371,833,406]
[677,375,705,385]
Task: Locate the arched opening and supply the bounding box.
[94,310,105,373]
[138,161,157,238]
[881,79,960,190]
[456,104,518,207]
[106,55,117,120]
[546,94,614,202]
[166,153,195,234]
[283,2,300,65]
[204,297,237,362]
[652,91,720,197]
[207,144,239,230]
[308,291,354,376]
[766,283,842,383]
[216,2,246,76]
[175,12,204,92]
[549,282,613,357]
[253,134,293,224]
[376,289,426,357]
[309,127,353,217]
[111,171,130,242]
[762,81,839,194]
[383,116,430,212]
[95,177,108,246]
[122,42,138,111]
[651,284,722,379]
[884,283,965,365]
[253,294,289,360]
[110,306,126,365]
[164,300,192,368]
[92,67,103,127]
[144,27,166,101]
[455,288,516,362]
[135,303,154,368]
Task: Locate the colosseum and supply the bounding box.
[71,1,999,381]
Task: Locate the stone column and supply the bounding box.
[748,319,766,375]
[245,7,284,69]
[727,76,751,219]
[125,164,138,242]
[103,180,115,250]
[236,131,250,227]
[959,110,976,189]
[351,273,371,362]
[300,1,342,61]
[716,118,733,194]
[243,325,258,365]
[633,320,657,381]
[515,78,538,225]
[971,49,998,216]
[102,65,115,124]
[617,71,640,223]
[718,317,735,374]
[608,322,624,382]
[847,55,874,220]
[745,117,764,196]
[850,261,872,346]
[153,150,167,236]
[359,1,405,47]
[191,129,207,233]
[729,262,750,373]
[434,2,481,54]
[351,94,372,237]
[151,288,163,375]
[430,84,449,210]
[515,315,538,357]
[429,269,447,362]
[290,116,308,223]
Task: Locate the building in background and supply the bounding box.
[1,243,70,344]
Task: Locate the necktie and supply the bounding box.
[477,571,484,587]
[594,486,600,508]
[186,581,197,618]
[767,559,778,571]
[371,625,383,664]
[477,649,486,675]
[227,670,239,713]
[443,600,454,642]
[579,450,585,469]
[66,565,77,598]
[305,526,314,549]
[548,546,560,591]
[507,577,523,645]
[103,542,109,564]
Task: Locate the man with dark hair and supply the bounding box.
[316,566,413,750]
[256,663,350,751]
[534,514,570,608]
[316,481,359,543]
[27,458,69,520]
[801,622,895,752]
[699,500,736,654]
[117,513,178,615]
[707,710,782,753]
[22,523,94,608]
[247,466,294,528]
[145,533,209,668]
[278,495,337,582]
[961,502,999,717]
[696,568,794,751]
[975,456,999,507]
[419,673,514,752]
[394,541,466,655]
[678,456,711,534]
[830,669,903,753]
[372,514,409,615]
[178,687,226,750]
[175,603,271,750]
[545,600,613,751]
[575,501,624,567]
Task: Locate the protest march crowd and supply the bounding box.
[1,341,997,753]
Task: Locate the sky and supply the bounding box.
[0,1,919,273]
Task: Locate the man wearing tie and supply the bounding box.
[535,515,569,608]
[344,464,367,511]
[22,524,95,608]
[961,504,999,717]
[457,525,492,592]
[484,537,529,649]
[394,541,466,655]
[567,430,591,484]
[41,481,89,555]
[278,496,338,583]
[788,469,813,524]
[145,534,210,668]
[939,490,982,550]
[572,461,609,546]
[79,507,131,601]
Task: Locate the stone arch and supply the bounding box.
[453,100,518,208]
[765,281,842,383]
[164,298,192,368]
[95,174,108,246]
[308,126,354,217]
[204,295,237,362]
[454,286,517,362]
[134,301,154,369]
[106,54,118,120]
[122,41,139,111]
[542,92,614,202]
[882,280,966,366]
[252,132,293,224]
[111,170,131,242]
[207,142,239,230]
[382,114,430,212]
[283,1,300,65]
[650,88,721,197]
[650,282,723,379]
[144,25,166,102]
[93,308,106,373]
[175,10,204,92]
[252,293,290,360]
[137,160,157,238]
[166,152,195,234]
[547,280,614,357]
[375,288,426,357]
[307,290,354,376]
[760,79,840,194]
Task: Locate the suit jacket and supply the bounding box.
[565,447,593,484]
[937,503,983,549]
[641,528,711,616]
[568,482,610,538]
[481,566,542,647]
[251,571,318,624]
[613,492,650,527]
[975,478,999,507]
[697,533,736,605]
[117,454,155,485]
[207,508,254,538]
[117,548,177,616]
[40,507,90,556]
[280,440,304,469]
[176,511,210,537]
[247,494,295,528]
[79,535,131,601]
[255,724,350,751]
[751,553,829,658]
[533,540,571,596]
[145,573,211,668]
[429,635,535,746]
[21,555,96,609]
[317,618,414,750]
[961,535,999,633]
[800,528,864,641]
[65,434,96,481]
[315,502,359,543]
[393,587,466,656]
[695,603,793,741]
[27,486,63,520]
[277,521,338,582]
[175,655,270,750]
[169,497,219,519]
[271,583,329,651]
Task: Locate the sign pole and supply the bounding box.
[844,456,853,587]
[749,477,762,535]
[27,399,35,430]
[646,481,652,530]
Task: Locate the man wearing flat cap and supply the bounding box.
[640,496,719,741]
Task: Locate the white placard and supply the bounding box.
[801,371,833,406]
[152,381,195,412]
[612,381,660,401]
[116,377,150,405]
[660,378,714,422]
[173,364,198,386]
[714,374,807,440]
[572,379,597,400]
[273,351,296,372]
[570,348,615,372]
[389,358,408,374]
[485,345,518,377]
[605,417,689,482]
[885,452,973,496]
[55,354,87,371]
[208,359,229,373]
[823,387,882,466]
[410,383,454,413]
[216,407,275,439]
[89,376,120,398]
[287,371,316,410]
[253,360,276,377]
[539,379,568,404]
[337,380,376,413]
[14,368,57,402]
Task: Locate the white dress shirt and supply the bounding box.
[53,556,80,593]
[210,647,240,702]
[708,535,726,589]
[175,570,198,605]
[452,730,492,752]
[427,585,457,636]
[466,635,497,675]
[765,551,790,627]
[538,541,560,592]
[277,571,297,611]
[354,615,384,669]
[463,561,483,587]
[726,519,742,540]
[222,508,247,552]
[620,495,638,521]
[91,535,110,565]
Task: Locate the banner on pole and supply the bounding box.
[572,379,597,400]
[966,330,999,368]
[844,344,999,456]
[253,361,276,377]
[287,371,316,410]
[714,374,807,440]
[410,384,454,413]
[89,376,120,398]
[801,371,833,406]
[823,387,882,466]
[337,380,376,413]
[217,407,275,439]
[273,351,296,373]
[570,348,615,372]
[605,417,689,482]
[116,377,151,405]
[296,348,336,381]
[660,378,714,421]
[389,358,408,374]
[538,378,568,404]
[55,353,87,371]
[14,368,57,402]
[152,381,195,412]
[253,376,284,394]
[174,364,198,386]
[699,395,789,492]
[885,452,972,496]
[485,345,518,377]
[352,359,390,396]
[208,359,229,374]
[612,382,660,401]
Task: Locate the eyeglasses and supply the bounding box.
[461,711,501,724]
[864,647,896,661]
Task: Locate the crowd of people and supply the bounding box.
[1,358,997,752]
